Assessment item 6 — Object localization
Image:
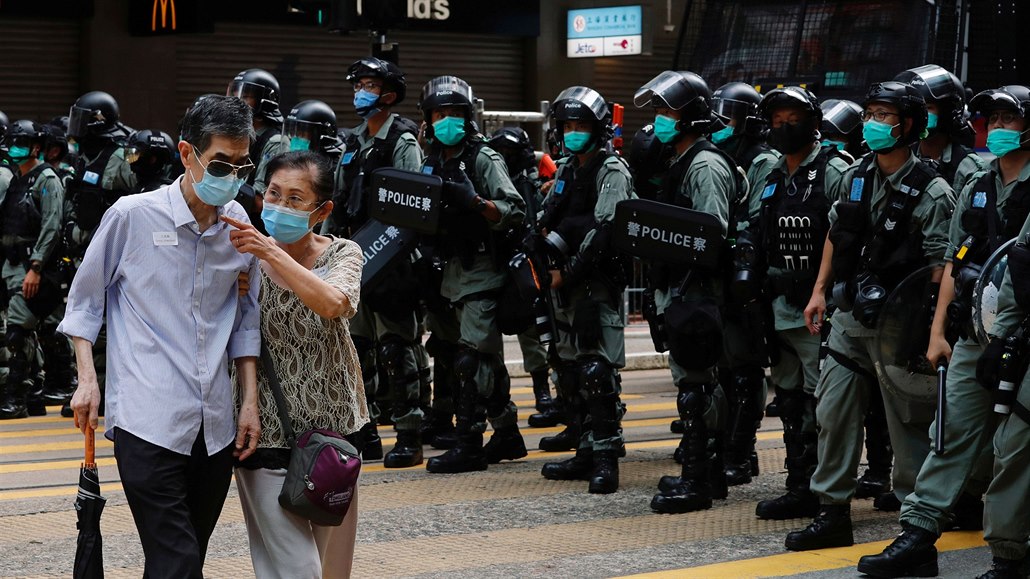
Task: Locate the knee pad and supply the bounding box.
[676,381,711,418]
[377,336,414,374]
[777,388,809,422]
[579,357,617,398]
[5,327,28,353]
[454,347,480,383]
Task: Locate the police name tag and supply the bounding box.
[761,183,777,200]
[369,167,443,235]
[83,171,100,185]
[554,180,566,195]
[973,191,988,208]
[152,231,178,246]
[341,152,355,165]
[850,177,864,202]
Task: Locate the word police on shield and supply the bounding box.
[350,219,419,289]
[612,198,724,269]
[369,167,442,235]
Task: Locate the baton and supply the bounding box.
[934,357,948,455]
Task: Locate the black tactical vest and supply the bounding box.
[959,170,1030,264]
[1,163,52,244]
[830,155,937,289]
[67,145,121,233]
[330,115,419,234]
[537,151,610,249]
[936,142,976,187]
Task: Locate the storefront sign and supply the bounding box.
[567,5,642,58]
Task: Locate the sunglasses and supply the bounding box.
[191,143,255,180]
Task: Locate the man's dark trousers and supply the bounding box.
[114,426,235,579]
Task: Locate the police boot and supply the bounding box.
[784,504,854,551]
[40,328,76,404]
[422,412,458,450]
[539,423,580,451]
[758,391,820,519]
[858,387,894,499]
[708,434,728,500]
[359,422,383,460]
[724,369,763,486]
[584,365,622,494]
[383,430,423,468]
[651,382,713,514]
[874,492,902,512]
[975,557,1027,579]
[0,356,30,420]
[856,524,939,578]
[541,447,593,481]
[527,369,561,427]
[27,375,46,417]
[484,425,527,463]
[670,419,685,433]
[588,450,619,494]
[426,431,487,474]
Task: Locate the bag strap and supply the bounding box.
[260,343,297,447]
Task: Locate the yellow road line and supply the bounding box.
[0,481,124,501]
[614,531,987,579]
[0,427,107,439]
[0,438,113,455]
[0,457,118,475]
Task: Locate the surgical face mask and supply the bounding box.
[289,136,311,152]
[188,150,244,207]
[769,123,813,154]
[821,139,847,152]
[926,112,938,131]
[261,202,321,244]
[8,145,32,163]
[986,128,1026,158]
[862,120,900,153]
[563,131,593,154]
[653,114,681,144]
[433,116,467,147]
[353,89,381,119]
[710,125,735,145]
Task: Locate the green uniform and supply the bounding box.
[546,153,634,452]
[976,165,1030,564]
[251,127,287,196]
[810,151,954,505]
[943,145,989,195]
[0,163,15,390]
[335,115,425,429]
[428,143,526,433]
[899,160,1030,535]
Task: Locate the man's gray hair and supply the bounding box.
[180,95,255,153]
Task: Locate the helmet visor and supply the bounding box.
[420,76,473,110]
[634,71,695,109]
[712,98,755,122]
[821,100,862,135]
[553,87,608,121]
[227,80,273,103]
[906,65,959,101]
[68,105,96,139]
[346,58,387,82]
[283,118,327,143]
[970,89,1025,117]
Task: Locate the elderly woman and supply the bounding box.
[225,150,368,579]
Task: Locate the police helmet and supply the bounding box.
[488,126,536,175]
[970,85,1030,150]
[418,75,476,142]
[346,57,407,106]
[68,91,121,140]
[550,86,613,152]
[6,120,45,153]
[0,111,9,147]
[283,100,343,156]
[634,70,716,130]
[895,65,968,137]
[820,99,862,137]
[227,69,283,125]
[43,117,70,158]
[758,86,822,123]
[126,129,175,171]
[712,82,764,137]
[863,81,928,148]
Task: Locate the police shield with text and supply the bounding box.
[744,86,853,520]
[533,86,635,494]
[785,81,955,552]
[633,70,741,514]
[859,84,1030,579]
[418,75,528,474]
[0,121,66,419]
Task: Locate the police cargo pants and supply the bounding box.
[983,372,1030,562]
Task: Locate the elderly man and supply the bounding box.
[62,95,262,579]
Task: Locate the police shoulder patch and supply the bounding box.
[849,177,864,201]
[972,191,988,208]
[341,151,356,165]
[554,180,566,194]
[83,170,101,185]
[761,183,777,199]
[421,165,435,175]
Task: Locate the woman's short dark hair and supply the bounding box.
[180,95,255,153]
[266,151,335,202]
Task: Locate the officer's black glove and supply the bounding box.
[443,173,480,211]
[976,337,1006,391]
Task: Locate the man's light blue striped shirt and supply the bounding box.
[58,180,261,455]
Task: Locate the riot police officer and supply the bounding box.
[895,65,987,193]
[787,81,955,551]
[281,100,343,161]
[858,84,1030,578]
[0,121,66,419]
[820,99,864,160]
[227,68,285,228]
[634,70,740,513]
[322,58,426,466]
[418,75,527,474]
[488,126,562,428]
[125,129,175,194]
[533,87,634,493]
[0,110,13,205]
[743,87,852,519]
[711,82,779,174]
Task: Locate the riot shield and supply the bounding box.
[874,265,939,404]
[368,167,442,235]
[973,238,1016,344]
[350,218,419,289]
[612,198,723,269]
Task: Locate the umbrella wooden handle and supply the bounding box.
[85,427,95,465]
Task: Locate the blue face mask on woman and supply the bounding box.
[433,117,467,147]
[189,150,245,207]
[261,202,323,244]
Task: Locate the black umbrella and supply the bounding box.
[73,427,105,579]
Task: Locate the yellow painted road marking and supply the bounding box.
[0,426,107,439]
[0,457,118,475]
[0,438,113,455]
[0,481,124,501]
[614,531,987,579]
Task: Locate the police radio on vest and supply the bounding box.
[356,0,450,20]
